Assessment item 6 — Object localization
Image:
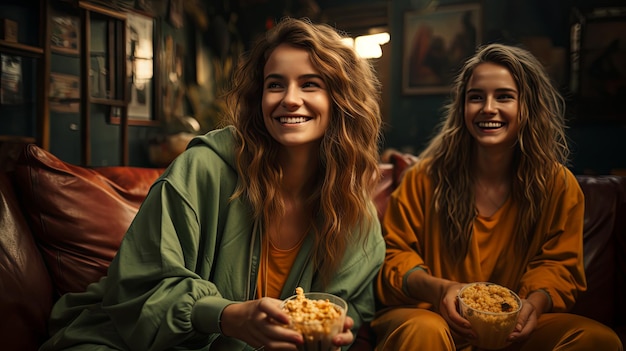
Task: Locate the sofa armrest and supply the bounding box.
[0,172,54,350]
[572,175,626,328]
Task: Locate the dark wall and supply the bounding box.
[378,0,626,174]
[135,0,626,173]
[66,0,626,172]
[4,0,625,173]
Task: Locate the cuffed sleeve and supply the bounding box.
[377,165,432,306]
[191,296,237,334]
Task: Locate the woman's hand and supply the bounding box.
[507,298,538,343]
[507,289,549,343]
[220,297,302,350]
[219,298,355,350]
[332,315,355,349]
[405,270,474,339]
[438,282,475,340]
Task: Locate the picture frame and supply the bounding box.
[126,11,154,122]
[160,33,185,125]
[49,72,80,113]
[402,3,481,95]
[50,14,80,55]
[1,54,22,105]
[569,6,626,122]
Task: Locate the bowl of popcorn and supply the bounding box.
[458,282,522,350]
[280,287,347,351]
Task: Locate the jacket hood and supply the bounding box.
[185,126,238,170]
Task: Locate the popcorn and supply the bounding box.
[280,287,347,351]
[458,282,522,350]
[459,283,520,313]
[282,287,341,330]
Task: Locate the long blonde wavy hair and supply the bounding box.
[420,43,569,261]
[221,17,382,284]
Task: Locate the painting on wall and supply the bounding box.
[402,4,481,95]
[570,6,626,122]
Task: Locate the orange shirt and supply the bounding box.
[376,162,586,312]
[257,235,305,299]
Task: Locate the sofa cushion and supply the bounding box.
[0,172,54,350]
[13,144,164,297]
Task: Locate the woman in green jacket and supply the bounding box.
[41,17,385,351]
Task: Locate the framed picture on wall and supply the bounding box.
[569,6,626,122]
[402,3,481,95]
[126,12,154,122]
[50,13,79,55]
[49,72,79,113]
[1,54,22,105]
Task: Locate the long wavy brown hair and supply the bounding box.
[419,43,569,261]
[221,17,383,284]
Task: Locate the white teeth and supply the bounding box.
[477,121,503,128]
[279,116,308,124]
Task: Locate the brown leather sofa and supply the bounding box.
[1,145,625,350]
[0,144,165,350]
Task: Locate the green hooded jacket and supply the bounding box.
[41,126,385,351]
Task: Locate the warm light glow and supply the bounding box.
[355,32,390,59]
[134,59,153,80]
[135,38,153,59]
[342,32,390,59]
[341,37,354,48]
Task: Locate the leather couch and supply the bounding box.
[1,145,625,350]
[0,144,165,351]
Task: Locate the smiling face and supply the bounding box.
[262,44,331,150]
[464,62,520,151]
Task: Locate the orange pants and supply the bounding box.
[371,307,623,351]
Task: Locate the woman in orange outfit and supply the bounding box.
[373,43,623,350]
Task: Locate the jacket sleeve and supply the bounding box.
[325,206,386,349]
[517,167,586,312]
[101,178,229,350]
[376,165,431,306]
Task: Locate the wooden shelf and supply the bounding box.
[0,135,37,143]
[0,40,44,57]
[79,1,127,20]
[109,116,160,127]
[89,97,126,106]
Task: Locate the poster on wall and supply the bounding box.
[402,4,482,95]
[0,54,22,105]
[50,14,79,55]
[49,72,80,113]
[126,12,154,121]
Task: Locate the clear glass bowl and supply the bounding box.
[458,282,522,350]
[280,292,347,351]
